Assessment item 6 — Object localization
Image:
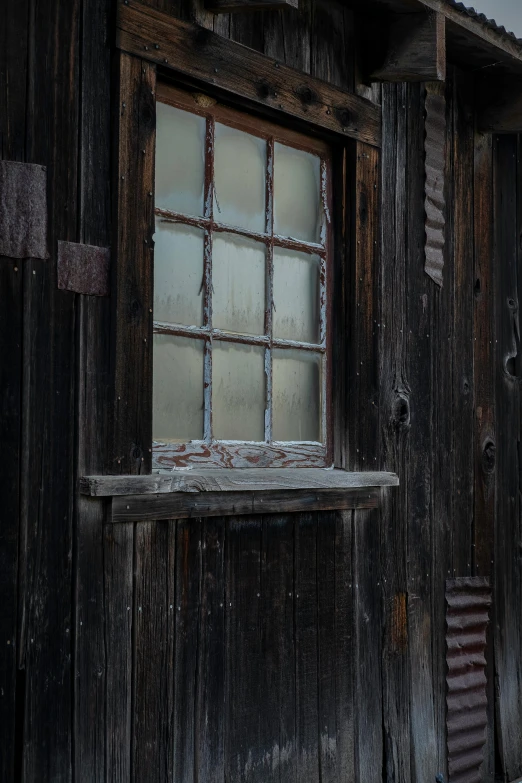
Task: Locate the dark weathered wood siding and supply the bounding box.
[1,1,522,781]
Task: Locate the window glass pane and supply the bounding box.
[155,102,206,216]
[214,123,266,233]
[213,342,265,440]
[272,349,321,442]
[153,335,204,441]
[274,143,321,243]
[273,248,320,343]
[154,220,204,326]
[212,234,266,336]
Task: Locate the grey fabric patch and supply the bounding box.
[57,241,110,296]
[0,161,48,259]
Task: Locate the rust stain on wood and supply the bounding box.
[57,240,110,296]
[391,592,408,653]
[0,161,48,259]
[446,577,492,783]
[424,82,446,287]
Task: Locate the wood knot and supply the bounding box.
[336,108,352,127]
[256,81,274,101]
[393,394,410,431]
[481,438,496,475]
[296,85,316,105]
[131,444,143,461]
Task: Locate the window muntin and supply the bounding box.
[153,84,332,469]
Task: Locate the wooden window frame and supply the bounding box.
[110,11,381,477]
[153,83,333,469]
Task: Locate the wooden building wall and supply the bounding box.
[1,1,522,782]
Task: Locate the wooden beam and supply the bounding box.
[81,468,400,496]
[371,11,446,82]
[205,0,297,13]
[116,0,381,147]
[477,75,522,133]
[111,488,383,522]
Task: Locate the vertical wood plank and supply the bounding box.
[473,127,496,782]
[196,518,226,783]
[379,83,411,783]
[0,5,27,766]
[173,518,202,782]
[132,521,175,782]
[74,0,112,777]
[225,517,264,783]
[105,523,134,783]
[493,134,522,783]
[111,53,156,475]
[294,513,320,782]
[21,0,80,777]
[258,515,296,781]
[405,81,437,783]
[451,70,475,577]
[350,139,382,783]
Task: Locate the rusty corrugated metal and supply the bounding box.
[0,161,48,259]
[424,81,446,288]
[446,577,492,783]
[57,240,110,296]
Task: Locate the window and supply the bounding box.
[152,84,332,469]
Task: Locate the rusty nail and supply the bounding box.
[154,43,159,49]
[144,45,149,51]
[148,191,153,196]
[14,266,18,272]
[164,58,168,64]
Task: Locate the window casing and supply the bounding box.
[152,83,333,469]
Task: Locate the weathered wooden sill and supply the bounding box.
[81,470,398,522]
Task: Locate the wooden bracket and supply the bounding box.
[0,161,48,259]
[477,74,522,133]
[205,0,297,13]
[57,240,110,296]
[369,10,446,83]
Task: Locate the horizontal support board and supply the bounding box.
[205,0,298,11]
[81,469,399,496]
[111,487,382,521]
[116,0,381,147]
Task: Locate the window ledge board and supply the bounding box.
[81,469,399,497]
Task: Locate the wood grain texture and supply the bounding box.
[371,10,446,82]
[0,7,26,770]
[206,0,298,11]
[116,0,382,147]
[493,135,522,783]
[82,468,399,496]
[110,53,155,474]
[20,0,80,777]
[473,127,496,783]
[73,0,113,776]
[112,487,381,521]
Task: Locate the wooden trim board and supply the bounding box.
[116,0,381,147]
[111,487,384,521]
[81,469,399,496]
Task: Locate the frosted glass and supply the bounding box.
[273,248,320,343]
[272,349,321,442]
[212,342,265,441]
[153,335,204,442]
[154,221,204,326]
[213,123,266,232]
[155,102,205,216]
[212,234,266,335]
[274,143,321,243]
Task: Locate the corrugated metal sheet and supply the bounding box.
[57,240,110,296]
[447,1,522,48]
[446,577,492,783]
[424,81,446,287]
[0,161,48,259]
